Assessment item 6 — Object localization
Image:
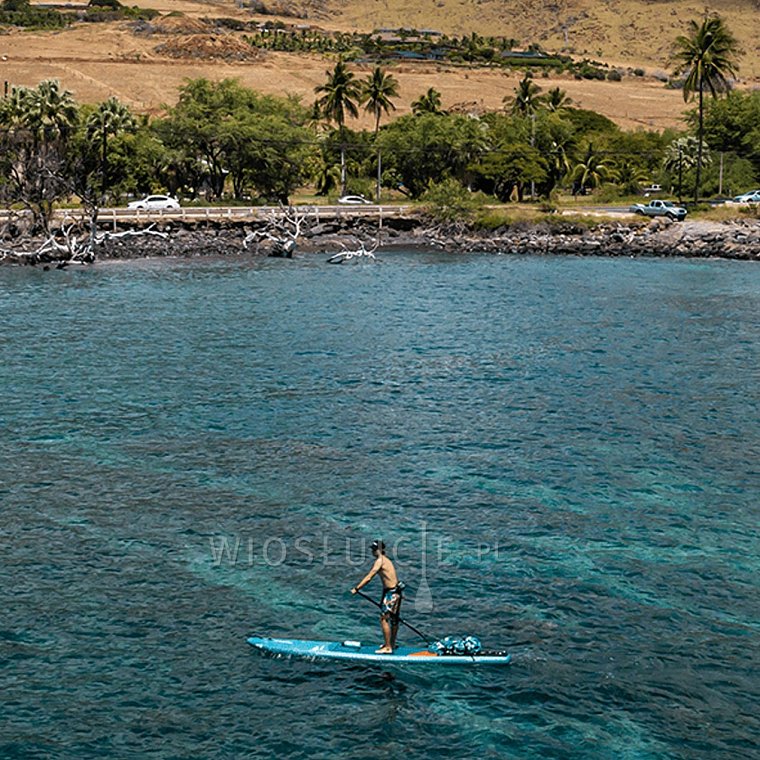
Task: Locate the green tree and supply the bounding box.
[314,58,361,194]
[22,79,78,144]
[111,128,173,197]
[543,86,572,113]
[610,157,649,195]
[155,78,310,201]
[155,78,242,198]
[561,108,619,141]
[572,143,613,193]
[473,143,547,202]
[85,96,136,200]
[360,66,399,135]
[2,0,29,11]
[697,90,760,191]
[0,80,79,232]
[672,15,740,202]
[377,113,487,198]
[532,111,577,193]
[220,113,314,202]
[411,87,444,115]
[421,176,478,222]
[663,135,711,200]
[504,74,542,117]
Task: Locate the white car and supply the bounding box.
[337,195,373,205]
[127,195,180,210]
[727,190,760,205]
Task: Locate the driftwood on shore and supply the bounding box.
[0,216,169,267]
[2,212,760,266]
[326,237,379,264]
[242,205,308,258]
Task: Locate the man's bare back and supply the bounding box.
[374,554,399,590]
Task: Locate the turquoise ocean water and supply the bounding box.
[1,252,758,758]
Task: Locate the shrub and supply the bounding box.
[474,209,511,230]
[421,178,479,222]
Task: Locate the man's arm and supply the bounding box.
[351,558,382,593]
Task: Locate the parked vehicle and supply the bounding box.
[629,199,687,220]
[337,195,373,205]
[127,195,180,210]
[726,190,760,205]
[642,183,662,196]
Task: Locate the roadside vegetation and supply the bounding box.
[0,14,757,234]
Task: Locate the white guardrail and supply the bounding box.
[0,205,409,224]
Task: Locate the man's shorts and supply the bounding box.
[381,586,403,619]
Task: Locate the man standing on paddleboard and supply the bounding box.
[351,540,403,654]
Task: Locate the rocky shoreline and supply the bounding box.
[2,214,760,265]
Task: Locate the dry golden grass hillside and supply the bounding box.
[327,0,760,78]
[0,0,755,131]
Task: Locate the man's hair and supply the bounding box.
[370,539,385,554]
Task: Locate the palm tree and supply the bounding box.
[85,97,136,200]
[543,86,572,113]
[314,58,361,194]
[360,66,399,202]
[504,74,542,117]
[572,143,612,194]
[360,66,399,135]
[547,137,572,186]
[1,80,78,233]
[610,157,649,195]
[25,79,78,144]
[672,15,740,202]
[411,87,444,115]
[663,135,710,201]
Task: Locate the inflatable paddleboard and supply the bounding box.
[248,637,512,665]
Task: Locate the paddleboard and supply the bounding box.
[248,637,512,665]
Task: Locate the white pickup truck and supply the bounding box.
[629,199,687,220]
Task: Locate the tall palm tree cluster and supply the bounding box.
[314,60,399,194]
[0,80,79,231]
[0,80,136,232]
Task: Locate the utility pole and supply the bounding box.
[376,148,382,203]
[530,112,536,201]
[678,145,683,204]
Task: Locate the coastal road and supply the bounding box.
[0,204,411,225]
[0,203,637,225]
[566,205,637,217]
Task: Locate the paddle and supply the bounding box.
[352,588,435,644]
[353,589,536,651]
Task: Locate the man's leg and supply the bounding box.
[377,615,392,653]
[390,618,399,649]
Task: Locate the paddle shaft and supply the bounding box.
[353,588,433,644]
[354,589,535,650]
